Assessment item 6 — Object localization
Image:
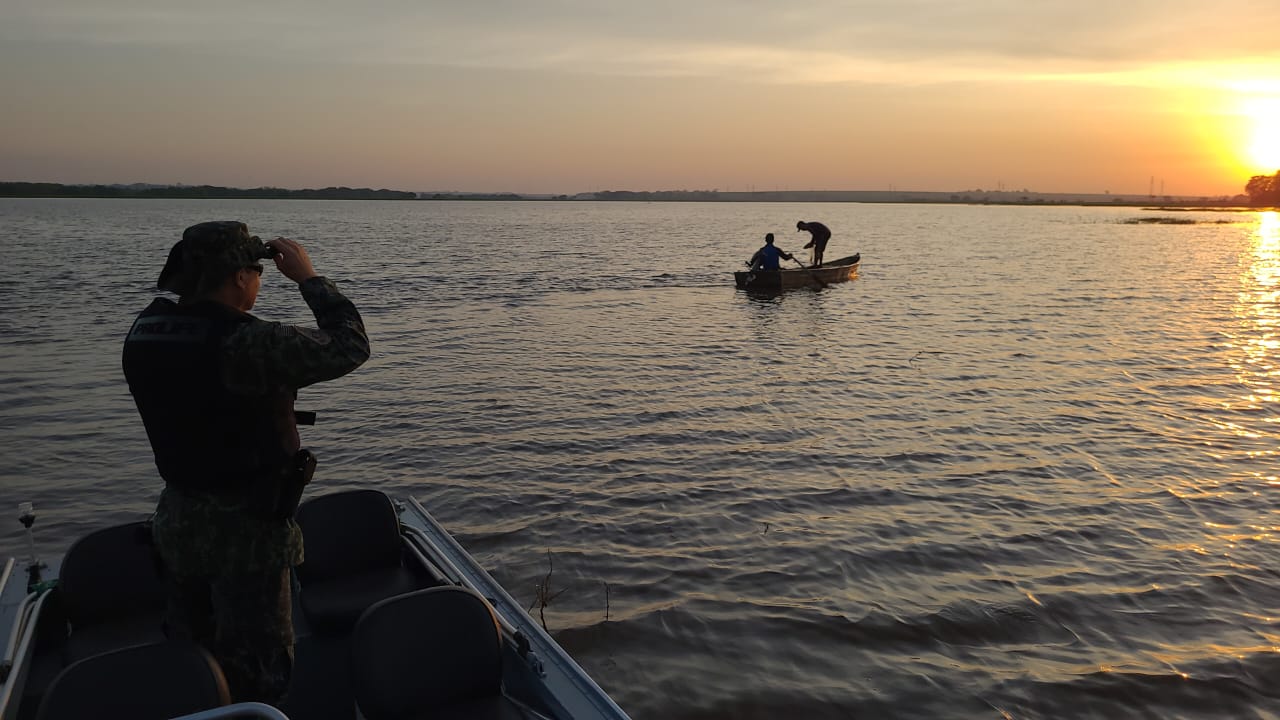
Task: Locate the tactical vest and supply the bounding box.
[122,298,297,494]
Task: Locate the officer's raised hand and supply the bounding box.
[267,237,319,284]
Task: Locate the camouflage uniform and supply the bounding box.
[135,221,370,704]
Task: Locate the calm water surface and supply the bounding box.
[1,199,1279,719]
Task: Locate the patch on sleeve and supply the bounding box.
[295,327,331,346]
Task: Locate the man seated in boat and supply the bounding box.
[747,233,794,272]
[796,220,831,266]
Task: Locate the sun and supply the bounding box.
[1244,96,1280,172]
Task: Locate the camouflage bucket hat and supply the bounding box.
[157,221,273,295]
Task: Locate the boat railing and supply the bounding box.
[171,701,292,720]
[0,580,50,720]
[0,591,34,683]
[0,557,18,682]
[399,525,525,641]
[402,497,631,720]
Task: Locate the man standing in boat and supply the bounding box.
[796,220,832,266]
[747,233,794,271]
[122,221,370,705]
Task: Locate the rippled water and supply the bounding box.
[2,198,1279,719]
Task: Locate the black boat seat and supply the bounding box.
[35,641,230,720]
[57,520,168,662]
[295,489,422,633]
[351,586,528,720]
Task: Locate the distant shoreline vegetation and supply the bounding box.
[1,180,1275,207]
[1245,171,1280,207]
[0,182,418,200]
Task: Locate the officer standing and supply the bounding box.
[122,221,370,704]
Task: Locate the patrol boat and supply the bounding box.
[0,490,630,720]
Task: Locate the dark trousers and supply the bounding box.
[164,566,295,704]
[811,242,826,267]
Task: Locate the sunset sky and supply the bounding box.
[3,0,1278,196]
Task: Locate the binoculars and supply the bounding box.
[255,240,282,260]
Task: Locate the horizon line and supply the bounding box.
[0,180,1256,200]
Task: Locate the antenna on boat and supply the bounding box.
[18,502,44,591]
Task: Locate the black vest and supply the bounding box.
[122,298,297,494]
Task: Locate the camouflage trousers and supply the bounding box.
[163,565,295,704]
[151,485,301,705]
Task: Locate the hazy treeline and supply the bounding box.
[0,183,416,200]
[3,179,1273,205]
[419,192,534,200]
[593,190,725,201]
[1245,172,1280,206]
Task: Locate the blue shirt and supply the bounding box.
[752,244,787,270]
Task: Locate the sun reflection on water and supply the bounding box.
[1229,211,1280,410]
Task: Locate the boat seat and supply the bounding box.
[351,586,528,720]
[56,520,168,662]
[295,489,422,634]
[35,640,230,720]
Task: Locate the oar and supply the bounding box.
[790,257,828,287]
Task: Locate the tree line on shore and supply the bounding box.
[3,173,1279,205]
[1245,172,1280,206]
[0,183,416,200]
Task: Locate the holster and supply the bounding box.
[277,449,317,519]
[250,449,317,520]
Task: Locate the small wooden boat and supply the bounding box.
[0,490,630,720]
[734,253,860,290]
